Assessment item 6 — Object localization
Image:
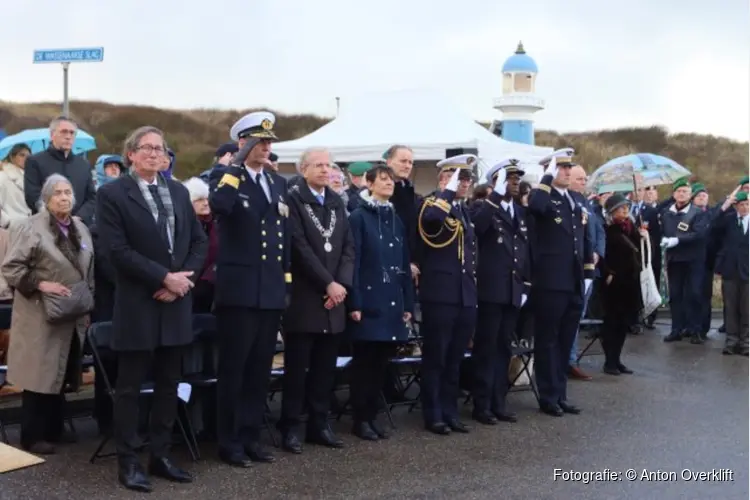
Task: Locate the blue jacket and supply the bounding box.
[94,154,124,189]
[347,192,414,342]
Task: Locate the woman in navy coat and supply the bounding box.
[347,165,414,441]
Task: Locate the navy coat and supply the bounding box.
[347,193,415,342]
[714,210,749,282]
[659,203,709,263]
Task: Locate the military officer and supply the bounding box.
[527,148,594,417]
[659,178,710,344]
[469,158,531,425]
[209,111,291,467]
[417,154,477,435]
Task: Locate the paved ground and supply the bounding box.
[0,320,747,499]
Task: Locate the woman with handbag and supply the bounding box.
[600,194,646,375]
[1,174,94,454]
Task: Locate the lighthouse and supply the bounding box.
[489,42,545,145]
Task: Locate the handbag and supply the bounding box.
[639,232,662,319]
[41,281,94,324]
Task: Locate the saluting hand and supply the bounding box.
[445,168,461,192]
[545,156,559,181]
[493,168,507,196]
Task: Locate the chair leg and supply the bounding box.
[176,404,199,462]
[89,434,111,464]
[0,418,7,444]
[263,410,278,448]
[379,392,396,430]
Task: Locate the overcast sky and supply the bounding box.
[1,0,747,141]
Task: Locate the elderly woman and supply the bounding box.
[1,173,94,454]
[600,193,645,375]
[183,177,218,313]
[0,143,33,229]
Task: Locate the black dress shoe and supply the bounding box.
[425,422,451,435]
[50,430,78,444]
[559,401,581,415]
[617,364,633,374]
[492,410,518,423]
[245,442,275,463]
[446,419,470,433]
[218,450,253,468]
[603,365,620,375]
[148,456,192,483]
[23,441,56,455]
[368,420,389,439]
[281,433,303,454]
[352,421,379,441]
[119,463,152,493]
[472,410,498,425]
[664,332,682,342]
[306,427,344,448]
[539,404,563,417]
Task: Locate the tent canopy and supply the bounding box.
[272,89,552,178]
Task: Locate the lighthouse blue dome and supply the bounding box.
[502,41,538,73]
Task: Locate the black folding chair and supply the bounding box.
[86,321,199,463]
[576,318,604,362]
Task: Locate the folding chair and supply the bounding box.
[333,356,397,429]
[0,364,7,444]
[87,321,199,464]
[576,318,604,363]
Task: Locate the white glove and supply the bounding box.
[520,294,528,308]
[493,168,507,196]
[545,156,559,181]
[445,168,460,192]
[661,237,678,249]
[584,279,593,294]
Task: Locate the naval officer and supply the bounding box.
[469,158,531,425]
[527,148,594,417]
[417,154,477,435]
[209,111,291,467]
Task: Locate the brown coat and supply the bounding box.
[1,212,94,394]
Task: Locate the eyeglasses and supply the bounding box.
[137,145,166,155]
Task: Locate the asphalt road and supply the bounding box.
[0,321,747,499]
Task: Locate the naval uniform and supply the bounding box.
[417,188,477,428]
[469,191,531,419]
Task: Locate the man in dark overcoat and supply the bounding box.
[96,126,207,493]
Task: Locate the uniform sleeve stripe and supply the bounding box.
[284,273,292,284]
[218,173,240,189]
[434,199,451,213]
[583,263,595,270]
[538,184,551,193]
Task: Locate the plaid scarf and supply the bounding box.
[131,170,175,250]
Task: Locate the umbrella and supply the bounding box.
[0,128,97,160]
[588,153,691,193]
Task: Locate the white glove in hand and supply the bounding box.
[493,168,508,196]
[520,294,528,308]
[584,279,593,295]
[545,156,559,181]
[666,237,679,249]
[445,168,461,192]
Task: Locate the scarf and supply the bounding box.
[613,216,634,234]
[131,170,175,248]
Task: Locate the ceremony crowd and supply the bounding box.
[0,113,746,493]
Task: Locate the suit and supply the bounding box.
[527,175,594,409]
[469,192,530,415]
[715,210,749,350]
[417,189,477,426]
[208,165,291,455]
[96,174,208,463]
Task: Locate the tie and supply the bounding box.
[255,173,262,185]
[316,194,325,205]
[147,185,171,251]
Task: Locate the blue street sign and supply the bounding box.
[33,47,104,64]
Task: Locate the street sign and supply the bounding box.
[33,47,104,64]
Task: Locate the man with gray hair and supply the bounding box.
[24,116,97,225]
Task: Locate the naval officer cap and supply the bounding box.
[539,147,575,167]
[436,153,477,174]
[230,111,279,142]
[485,157,525,183]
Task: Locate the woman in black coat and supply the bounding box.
[600,194,646,375]
[347,166,414,440]
[279,149,355,450]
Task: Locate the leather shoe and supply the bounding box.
[663,332,682,342]
[446,419,469,433]
[492,410,518,423]
[559,401,581,415]
[425,422,451,435]
[539,404,563,417]
[368,420,389,439]
[23,441,56,455]
[119,462,152,493]
[245,442,275,463]
[352,421,379,441]
[148,456,192,483]
[617,364,633,374]
[218,450,252,468]
[568,366,592,381]
[281,433,303,454]
[306,426,344,448]
[50,430,78,444]
[472,410,498,425]
[603,365,620,375]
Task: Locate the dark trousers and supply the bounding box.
[602,312,629,368]
[700,268,714,335]
[215,307,281,453]
[722,279,749,349]
[419,303,476,425]
[350,341,395,422]
[278,332,341,433]
[667,260,702,335]
[533,289,583,407]
[114,346,184,464]
[647,247,662,325]
[20,391,65,447]
[472,302,519,413]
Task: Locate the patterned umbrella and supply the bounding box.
[588,153,691,193]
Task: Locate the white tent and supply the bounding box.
[272,89,552,179]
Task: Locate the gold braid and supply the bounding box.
[417,197,465,264]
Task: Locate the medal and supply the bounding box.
[304,203,337,253]
[497,237,503,244]
[243,200,249,208]
[324,241,333,253]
